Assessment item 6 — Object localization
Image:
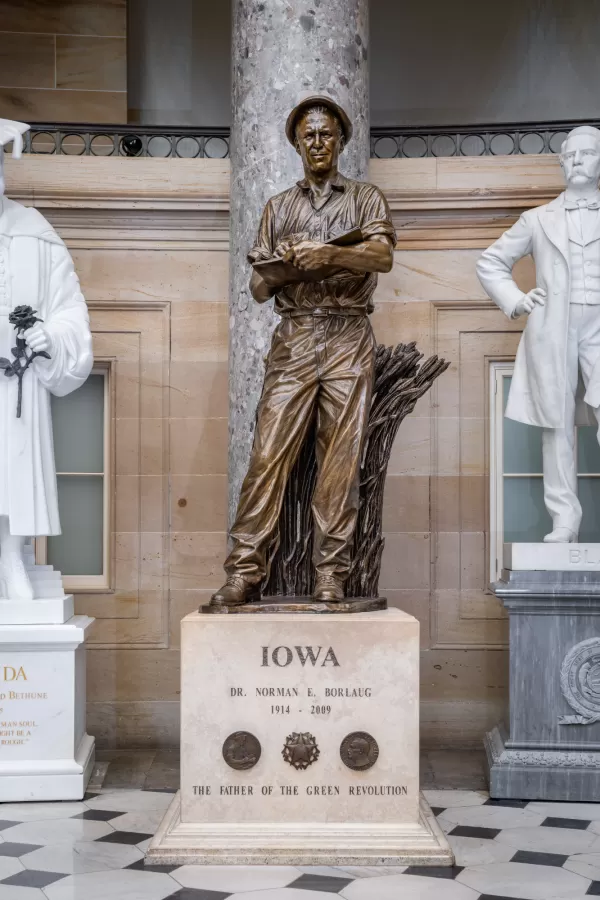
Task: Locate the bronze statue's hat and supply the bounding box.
[285,93,353,146]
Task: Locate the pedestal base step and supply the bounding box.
[504,542,600,572]
[202,596,387,614]
[485,726,600,801]
[0,595,74,625]
[0,733,95,802]
[147,792,452,866]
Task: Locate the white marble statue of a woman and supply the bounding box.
[0,119,93,601]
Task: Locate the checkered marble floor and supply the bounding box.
[2,788,600,899]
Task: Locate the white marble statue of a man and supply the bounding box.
[477,125,600,543]
[0,119,93,599]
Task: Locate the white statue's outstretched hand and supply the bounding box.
[513,287,547,318]
[24,323,52,354]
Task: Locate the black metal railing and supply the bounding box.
[369,121,581,158]
[22,124,231,159]
[18,120,597,159]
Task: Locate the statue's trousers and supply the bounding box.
[225,308,375,584]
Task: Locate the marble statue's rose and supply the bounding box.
[9,305,41,334]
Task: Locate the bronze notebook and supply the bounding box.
[252,227,364,285]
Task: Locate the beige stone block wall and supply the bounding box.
[0,0,127,123]
[4,153,565,749]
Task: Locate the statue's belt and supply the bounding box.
[280,306,367,318]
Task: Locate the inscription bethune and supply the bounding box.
[0,665,45,746]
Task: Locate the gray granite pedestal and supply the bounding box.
[485,567,600,800]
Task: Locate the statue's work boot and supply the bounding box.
[544,527,578,543]
[211,574,260,607]
[312,575,345,602]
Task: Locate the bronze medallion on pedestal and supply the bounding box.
[282,732,320,770]
[340,732,379,770]
[222,731,262,770]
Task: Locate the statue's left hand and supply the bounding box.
[24,323,52,354]
[285,240,336,270]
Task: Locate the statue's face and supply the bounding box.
[295,109,343,175]
[561,134,600,189]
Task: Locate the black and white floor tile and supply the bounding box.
[2,788,600,898]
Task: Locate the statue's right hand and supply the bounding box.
[514,287,547,317]
[274,238,296,259]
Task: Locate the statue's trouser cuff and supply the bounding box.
[542,304,600,532]
[225,313,375,585]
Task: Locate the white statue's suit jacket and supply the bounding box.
[0,198,93,536]
[477,192,600,429]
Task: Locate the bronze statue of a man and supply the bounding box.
[212,95,396,607]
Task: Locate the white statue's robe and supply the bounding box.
[477,193,600,429]
[0,197,93,536]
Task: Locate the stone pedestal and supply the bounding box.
[485,544,600,800]
[0,595,74,625]
[149,609,451,866]
[0,616,95,801]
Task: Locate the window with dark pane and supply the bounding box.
[47,374,105,577]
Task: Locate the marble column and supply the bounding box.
[228,0,370,523]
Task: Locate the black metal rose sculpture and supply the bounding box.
[0,306,51,418]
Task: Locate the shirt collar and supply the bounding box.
[296,172,347,192]
[563,190,600,210]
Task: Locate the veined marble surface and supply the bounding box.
[2,781,600,899]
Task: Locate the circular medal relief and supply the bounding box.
[222,731,261,770]
[560,638,600,720]
[340,732,379,770]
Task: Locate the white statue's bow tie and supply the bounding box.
[564,197,600,210]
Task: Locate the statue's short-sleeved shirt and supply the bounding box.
[248,172,396,314]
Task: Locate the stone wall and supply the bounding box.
[127,0,600,128]
[5,152,560,749]
[0,0,127,123]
